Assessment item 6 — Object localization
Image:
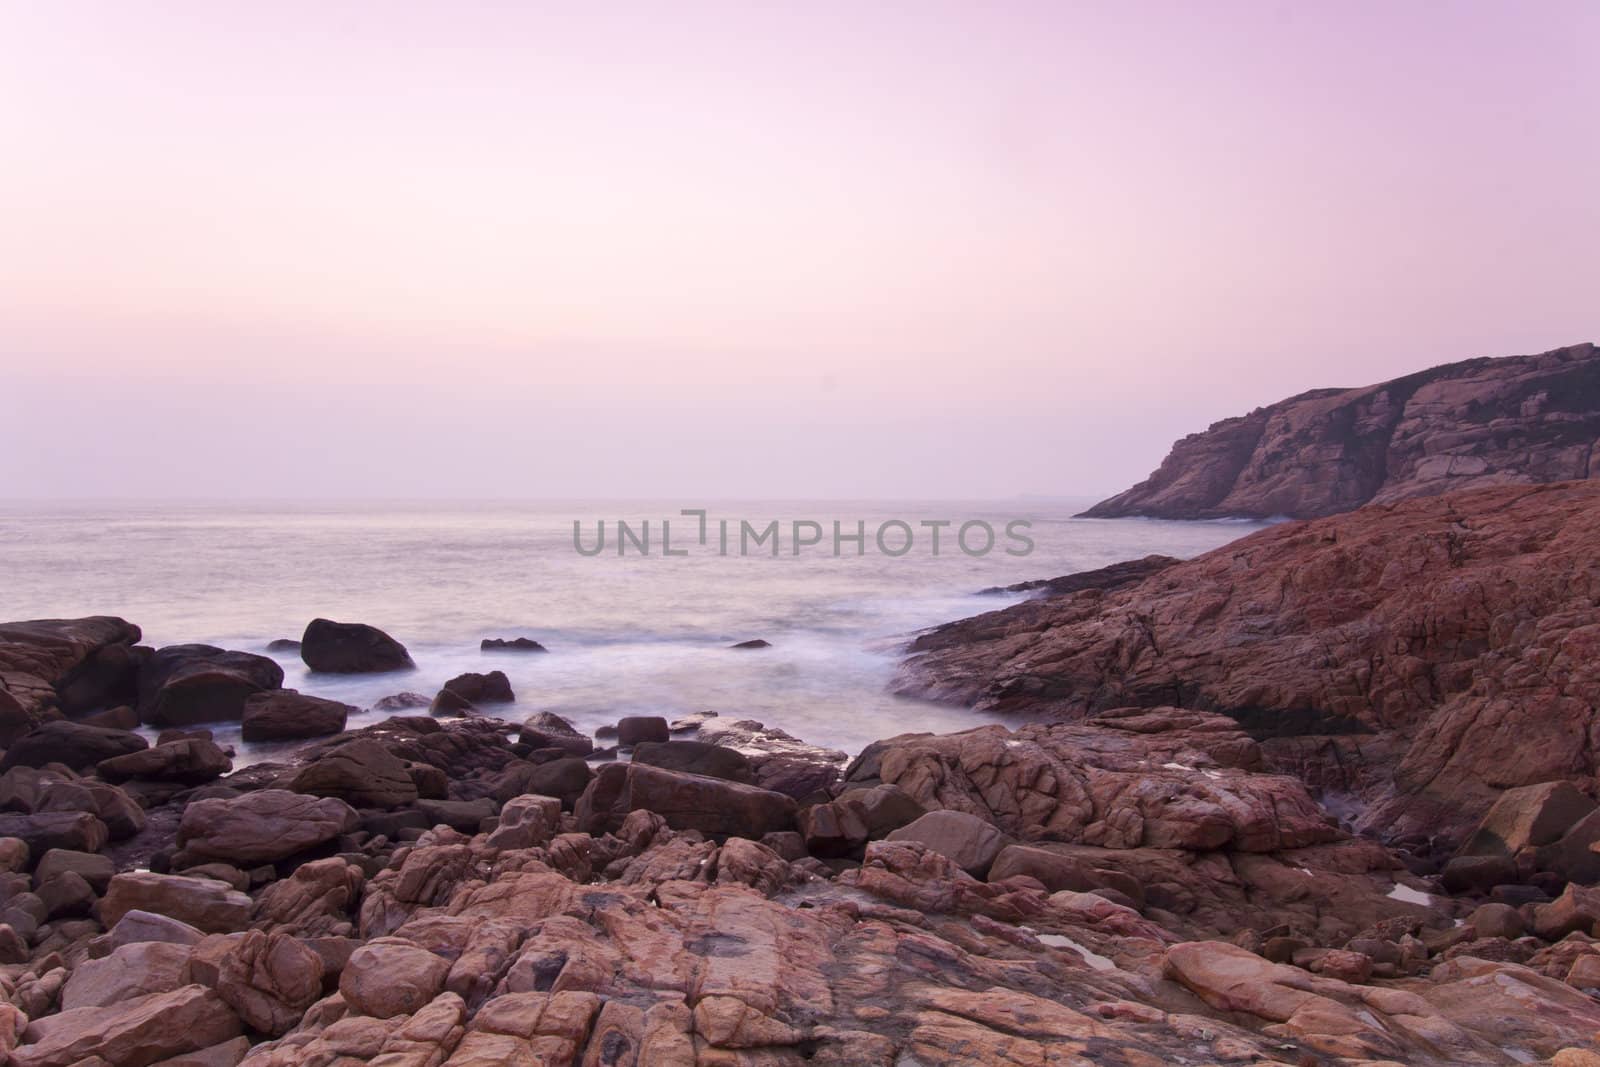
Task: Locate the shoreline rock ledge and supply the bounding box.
[1080,341,1598,520]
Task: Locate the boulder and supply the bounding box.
[265,638,301,652]
[887,810,1005,877]
[576,762,797,837]
[0,812,107,855]
[988,844,1147,906]
[517,711,593,756]
[415,797,497,832]
[1460,781,1597,858]
[438,670,514,705]
[9,984,243,1067]
[695,718,847,798]
[485,794,562,851]
[34,849,113,893]
[290,739,419,808]
[482,637,547,652]
[631,740,752,782]
[106,909,206,951]
[798,783,924,857]
[0,616,143,741]
[1469,902,1526,940]
[137,644,284,727]
[372,691,430,711]
[1534,808,1600,885]
[99,872,252,933]
[1441,854,1520,894]
[339,939,449,1018]
[1534,884,1600,941]
[37,778,146,840]
[61,941,192,1010]
[240,689,353,742]
[215,930,325,1036]
[616,716,669,746]
[179,789,359,865]
[251,859,364,935]
[97,738,231,784]
[491,757,593,808]
[729,639,771,649]
[299,618,413,673]
[0,721,147,772]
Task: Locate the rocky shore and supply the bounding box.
[0,484,1599,1063]
[1081,341,1598,520]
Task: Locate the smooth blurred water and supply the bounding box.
[0,500,1262,759]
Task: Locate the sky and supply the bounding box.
[2,1,1596,500]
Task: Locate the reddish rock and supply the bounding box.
[299,618,413,674]
[576,761,797,837]
[900,482,1600,845]
[137,644,284,727]
[240,689,352,742]
[0,616,143,742]
[1082,342,1600,520]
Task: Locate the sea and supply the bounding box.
[0,500,1264,763]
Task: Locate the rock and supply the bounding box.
[299,618,414,673]
[10,985,243,1067]
[669,710,718,732]
[339,939,449,1018]
[982,555,1184,597]
[265,639,301,652]
[630,740,752,782]
[372,691,431,711]
[99,872,253,933]
[576,762,797,837]
[35,849,113,892]
[0,837,28,872]
[799,783,925,857]
[1534,884,1600,940]
[251,859,364,935]
[215,930,324,1036]
[436,670,514,709]
[415,797,496,832]
[1081,342,1600,520]
[1460,781,1597,857]
[1567,954,1600,989]
[0,616,143,741]
[239,689,352,742]
[290,739,419,808]
[0,811,107,855]
[37,778,146,840]
[106,909,206,950]
[153,1036,251,1067]
[178,789,359,865]
[97,738,231,784]
[429,687,475,716]
[1442,854,1521,894]
[0,924,24,963]
[61,941,192,1009]
[729,639,771,649]
[491,757,593,808]
[696,718,849,798]
[137,644,285,727]
[988,844,1145,906]
[616,716,669,746]
[79,705,139,730]
[37,870,95,919]
[0,721,147,772]
[1535,808,1600,885]
[887,810,1005,877]
[1470,902,1527,940]
[485,794,562,851]
[1308,948,1373,983]
[899,481,1600,847]
[481,637,547,652]
[515,711,592,756]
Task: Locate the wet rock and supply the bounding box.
[615,715,669,746]
[0,721,147,772]
[240,689,352,742]
[97,738,232,784]
[299,618,414,674]
[481,637,547,652]
[887,809,1005,877]
[0,616,143,741]
[515,711,592,756]
[372,691,431,711]
[78,705,139,730]
[99,872,253,933]
[137,644,284,727]
[697,717,848,798]
[435,671,514,715]
[265,638,300,652]
[729,638,771,649]
[178,789,360,865]
[576,761,797,837]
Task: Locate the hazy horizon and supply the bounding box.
[4,2,1597,500]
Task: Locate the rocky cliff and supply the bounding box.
[900,481,1600,848]
[1082,342,1600,520]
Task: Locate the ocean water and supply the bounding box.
[0,500,1263,762]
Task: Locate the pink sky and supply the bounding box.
[2,2,1596,498]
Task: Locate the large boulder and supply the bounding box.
[576,762,797,837]
[97,738,231,784]
[0,617,143,742]
[0,721,147,772]
[240,689,353,742]
[179,789,359,865]
[887,810,1005,877]
[631,740,752,783]
[61,941,192,1010]
[300,618,413,673]
[339,940,449,1018]
[99,872,253,933]
[290,739,419,809]
[137,644,284,727]
[0,812,108,855]
[8,984,243,1067]
[437,670,513,705]
[215,930,325,1036]
[1459,782,1597,858]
